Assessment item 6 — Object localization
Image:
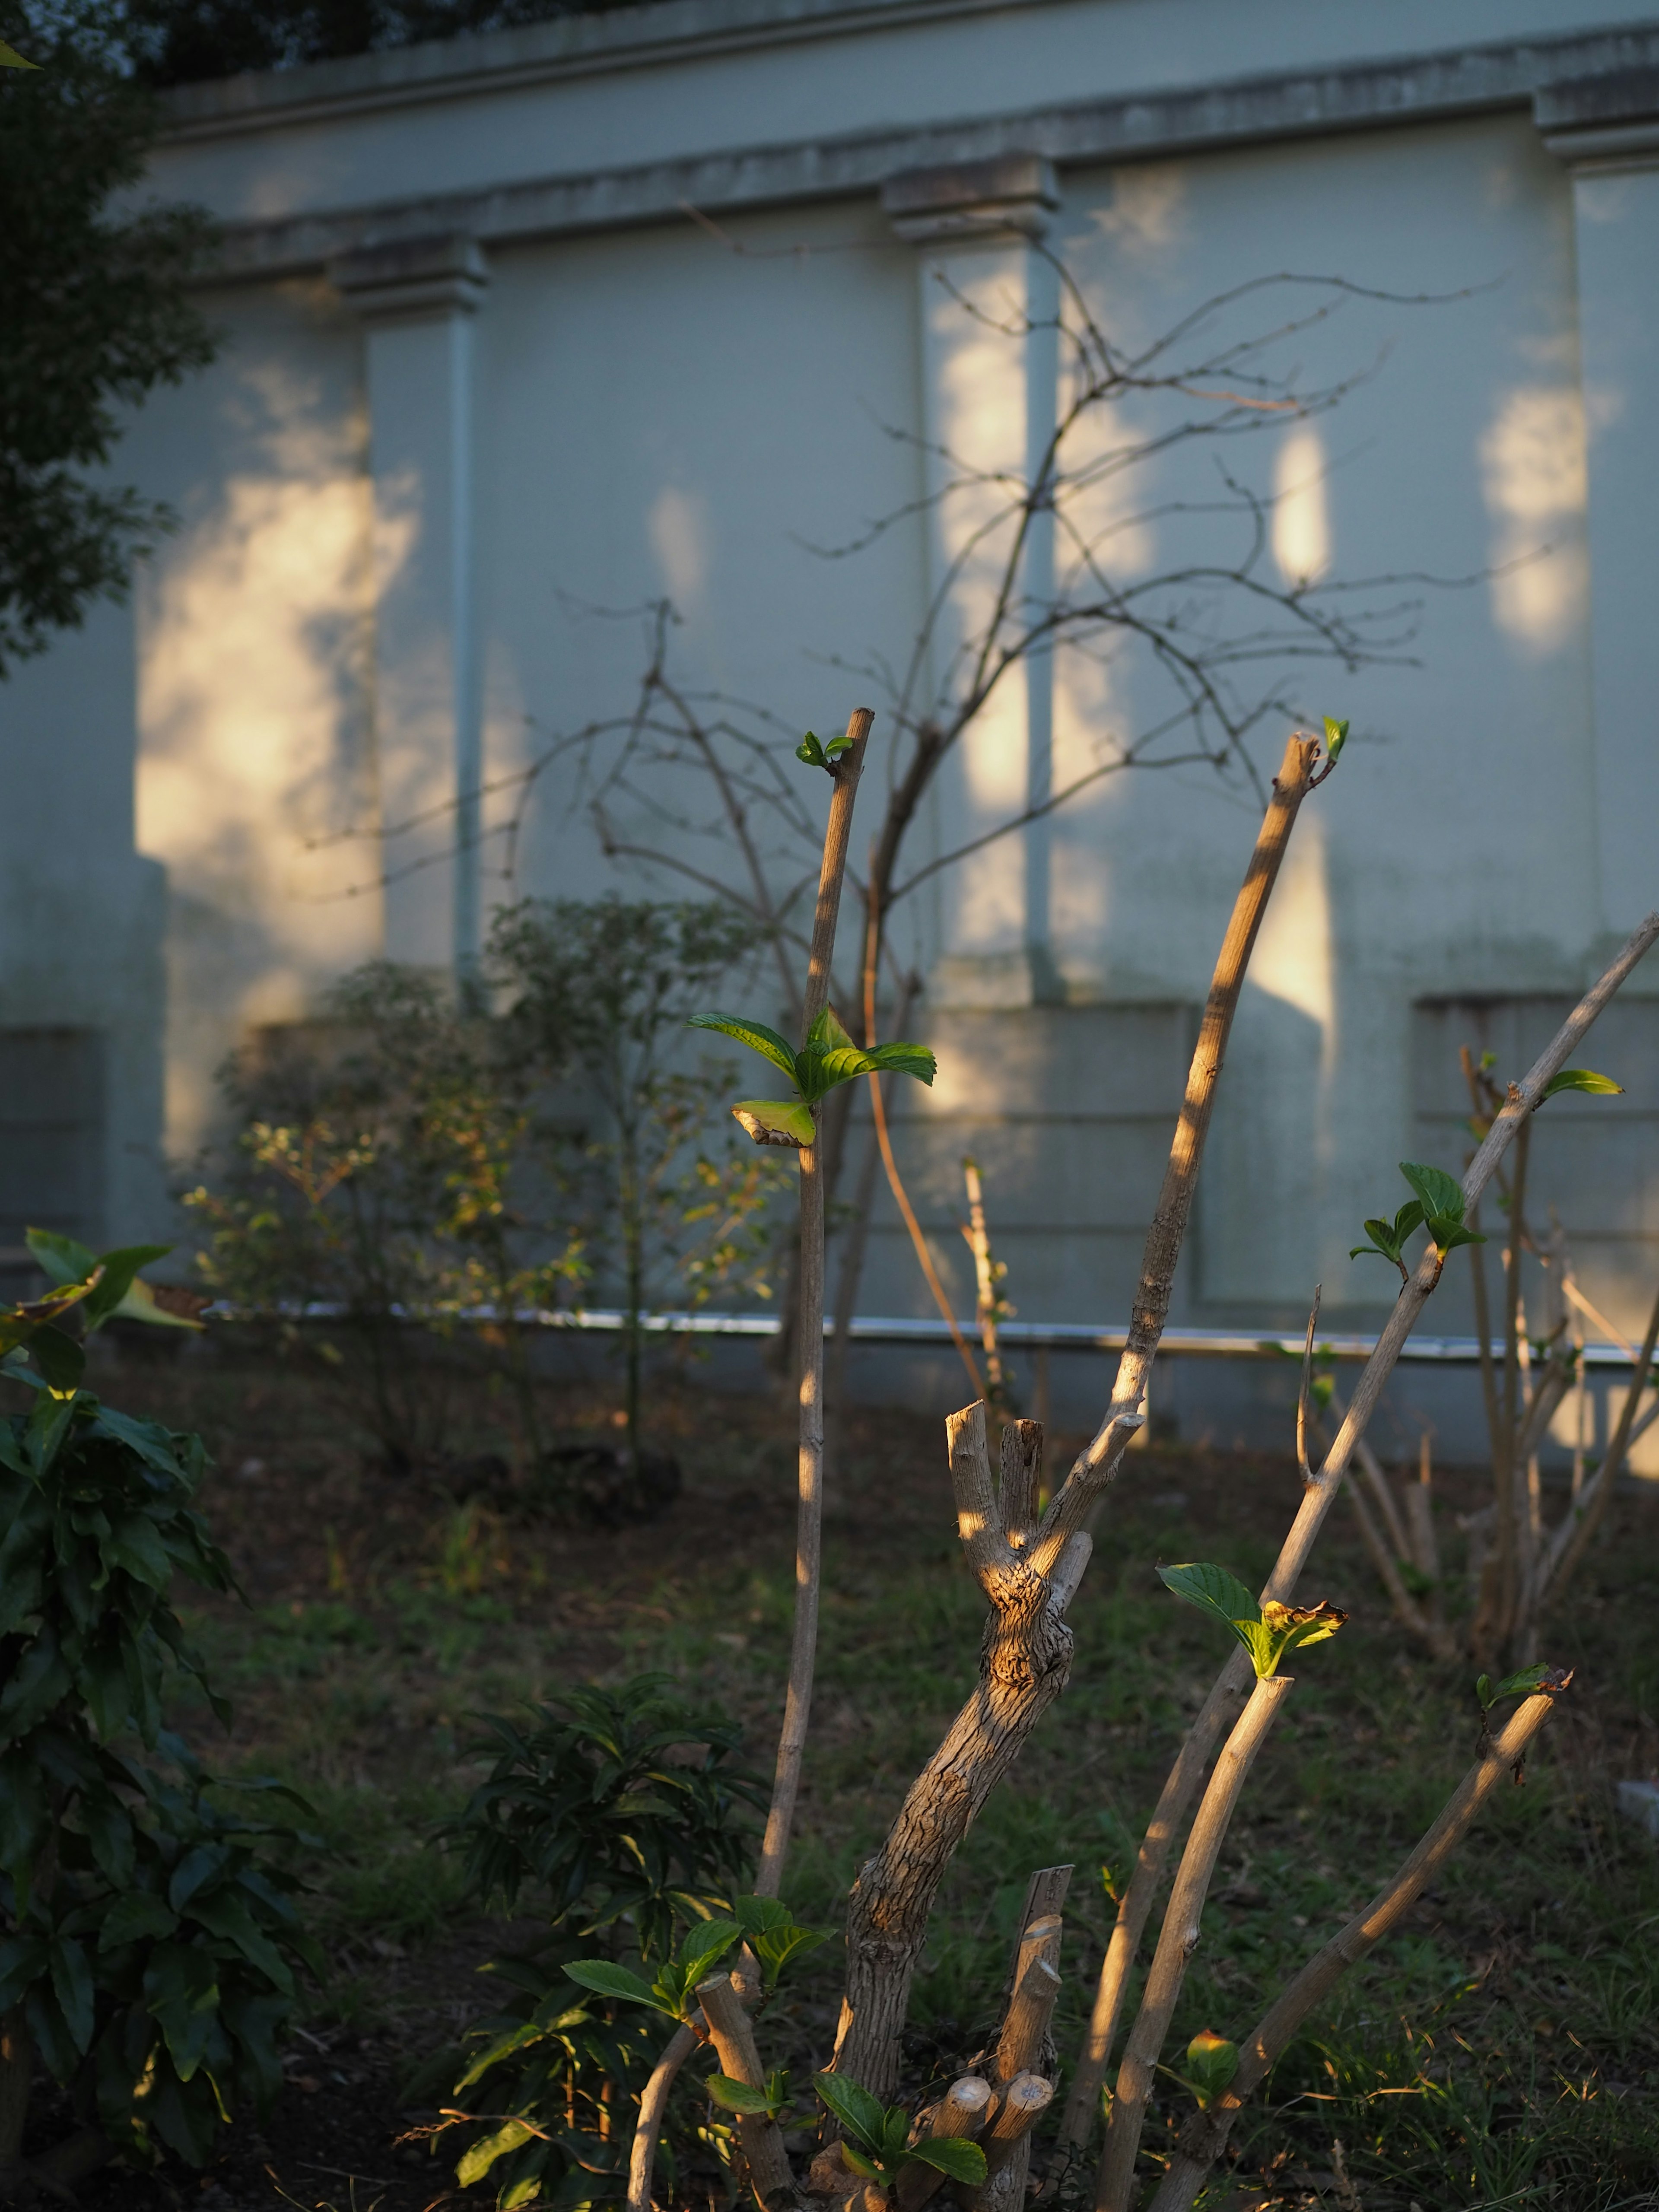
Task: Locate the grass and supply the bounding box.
[99,1335,1659,2211]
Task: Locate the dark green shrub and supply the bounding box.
[434,1675,767,2209]
[0,1232,317,2187]
[186,963,584,1471]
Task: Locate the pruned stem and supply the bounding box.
[1147,1683,1571,2212]
[697,1974,795,2210]
[626,2022,699,2212]
[963,1158,1011,1416]
[1066,921,1656,2157]
[832,1403,1092,2097]
[1095,1674,1294,2212]
[757,710,870,1900]
[1061,1659,1250,2144]
[1023,730,1324,1576]
[897,2076,997,2212]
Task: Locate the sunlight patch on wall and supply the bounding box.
[1087,164,1190,258]
[1246,810,1337,1159]
[1272,429,1330,590]
[1479,385,1591,655]
[138,460,381,1147]
[648,485,709,610]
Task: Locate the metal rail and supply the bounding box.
[204,1302,1654,1372]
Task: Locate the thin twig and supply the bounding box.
[1095,1675,1295,2212]
[1147,1681,1572,2212]
[756,709,871,1901]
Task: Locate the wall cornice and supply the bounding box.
[197,19,1659,284]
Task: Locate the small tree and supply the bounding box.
[489,896,788,1477]
[187,963,583,1470]
[0,1,216,673]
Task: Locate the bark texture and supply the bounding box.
[758,709,871,1900]
[831,1404,1090,2098]
[835,731,1328,2107]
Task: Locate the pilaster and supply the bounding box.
[882,155,1062,1007]
[334,232,487,982]
[1538,70,1659,940]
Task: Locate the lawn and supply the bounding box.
[55,1332,1659,2212]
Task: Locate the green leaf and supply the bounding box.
[803,1045,877,1097]
[1400,1163,1463,1222]
[686,1014,800,1084]
[795,732,829,769]
[99,1894,179,1952]
[0,38,40,65]
[906,2138,988,2185]
[25,1228,99,1287]
[168,1843,229,1913]
[1475,1672,1494,1708]
[753,1923,828,1985]
[804,1006,855,1053]
[1181,2028,1239,2110]
[1322,716,1349,766]
[1432,1223,1486,1255]
[105,1512,173,1591]
[677,1916,740,1983]
[733,1895,794,1940]
[814,2069,886,2153]
[1493,1663,1550,1702]
[80,1245,175,1334]
[48,1935,95,2055]
[1157,1561,1261,1633]
[563,1959,670,2013]
[81,1792,136,1886]
[142,1943,221,2082]
[731,1099,815,1147]
[187,1892,294,1994]
[864,1041,936,1084]
[705,2073,775,2115]
[0,1936,48,2014]
[28,1326,84,1393]
[1233,1619,1278,1678]
[1541,1068,1623,1101]
[458,2117,541,2186]
[842,2144,887,2181]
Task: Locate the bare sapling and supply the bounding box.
[1062,909,1659,2155]
[625,706,939,2212]
[1095,1567,1346,2212]
[694,706,943,1891]
[830,728,1328,2101]
[1146,1670,1574,2212]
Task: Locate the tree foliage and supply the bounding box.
[0,2,216,674]
[126,0,640,85]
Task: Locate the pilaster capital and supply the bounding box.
[1536,67,1659,173]
[881,153,1058,245]
[331,231,488,320]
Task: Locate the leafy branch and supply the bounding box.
[688,1004,935,1149]
[1157,1561,1346,1680]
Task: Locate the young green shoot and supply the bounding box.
[687,1004,935,1148]
[1350,1161,1485,1284]
[1156,1562,1346,1679]
[813,2073,988,2191]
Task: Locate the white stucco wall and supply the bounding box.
[6,0,1659,1451]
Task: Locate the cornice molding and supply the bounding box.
[193,20,1659,286]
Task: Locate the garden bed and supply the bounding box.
[51,1341,1659,2211]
